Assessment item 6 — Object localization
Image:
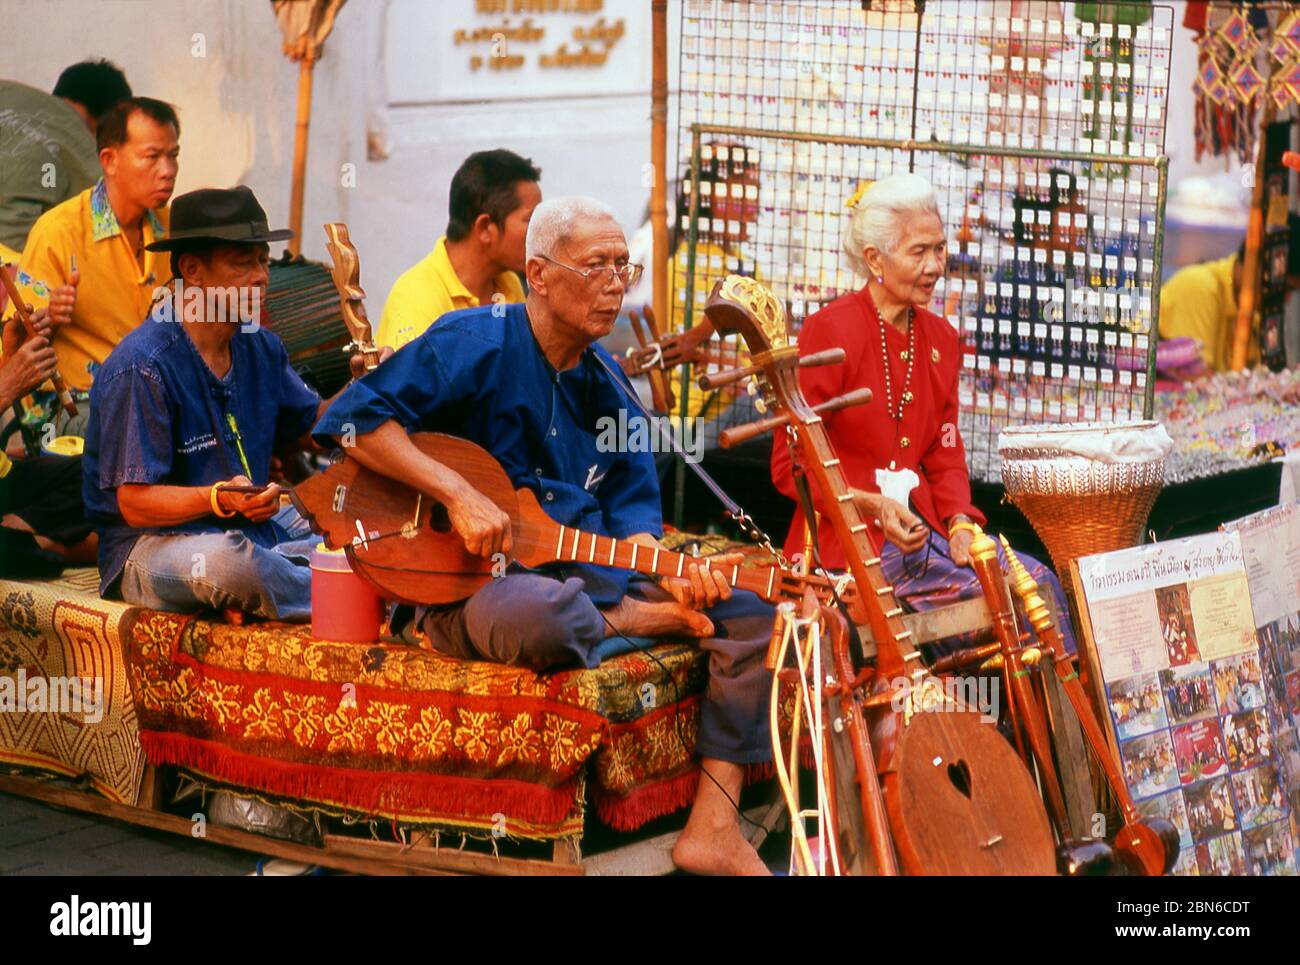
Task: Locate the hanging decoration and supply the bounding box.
[1188,2,1297,164]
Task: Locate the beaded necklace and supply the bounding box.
[874,299,915,471]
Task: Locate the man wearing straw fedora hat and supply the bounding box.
[81,185,379,619]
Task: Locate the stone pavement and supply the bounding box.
[0,792,264,875]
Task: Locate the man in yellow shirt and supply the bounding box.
[1158,245,1255,373]
[19,96,179,418]
[376,149,541,350]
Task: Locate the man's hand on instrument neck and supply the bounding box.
[598,534,741,640]
[650,539,745,611]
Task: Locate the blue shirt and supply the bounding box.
[82,295,321,594]
[313,303,663,606]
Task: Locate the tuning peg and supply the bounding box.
[699,362,758,391]
[820,387,871,411]
[798,348,846,368]
[718,387,870,448]
[699,346,846,391]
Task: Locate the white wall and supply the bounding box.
[1,0,659,304]
[0,0,1248,301]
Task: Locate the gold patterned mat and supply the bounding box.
[0,577,144,804]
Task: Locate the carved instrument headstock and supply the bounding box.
[323,222,382,372]
[705,275,920,680]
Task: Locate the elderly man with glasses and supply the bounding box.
[315,196,777,875]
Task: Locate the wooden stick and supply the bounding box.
[0,262,77,416]
[628,309,672,412]
[1231,105,1271,371]
[288,55,316,258]
[651,1,669,335]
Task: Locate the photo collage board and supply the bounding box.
[1076,527,1299,876]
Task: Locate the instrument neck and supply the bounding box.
[791,425,916,678]
[536,520,785,601]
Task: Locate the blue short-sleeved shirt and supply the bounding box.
[313,303,663,606]
[82,295,322,594]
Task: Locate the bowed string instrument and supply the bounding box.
[702,275,1057,875]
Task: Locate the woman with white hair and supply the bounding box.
[770,172,1074,655]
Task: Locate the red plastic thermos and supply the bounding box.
[310,547,383,642]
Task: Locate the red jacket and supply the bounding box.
[770,286,984,568]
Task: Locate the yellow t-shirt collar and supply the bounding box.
[432,235,519,307]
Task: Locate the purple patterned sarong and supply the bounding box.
[879,529,1077,658]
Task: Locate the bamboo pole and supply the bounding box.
[651,1,669,333]
[1231,109,1272,371]
[288,54,317,258]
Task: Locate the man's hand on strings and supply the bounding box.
[662,550,746,610]
[448,482,512,559]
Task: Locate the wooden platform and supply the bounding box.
[0,769,784,876]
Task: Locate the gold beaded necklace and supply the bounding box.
[874,299,915,470]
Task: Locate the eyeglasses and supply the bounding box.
[538,254,643,290]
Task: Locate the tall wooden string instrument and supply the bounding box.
[1000,538,1179,876]
[703,275,1056,874]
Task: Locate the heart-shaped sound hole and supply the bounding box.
[947,759,973,799]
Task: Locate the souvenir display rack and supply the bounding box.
[672,0,1175,486]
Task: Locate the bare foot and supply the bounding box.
[672,820,771,876]
[602,595,714,639]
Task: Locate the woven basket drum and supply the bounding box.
[999,422,1167,584]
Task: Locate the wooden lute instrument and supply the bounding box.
[704,275,1056,875]
[291,432,865,613]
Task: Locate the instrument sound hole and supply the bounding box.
[947,760,973,799]
[427,503,451,533]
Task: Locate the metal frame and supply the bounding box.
[673,120,1170,525]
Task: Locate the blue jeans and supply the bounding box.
[119,504,320,622]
